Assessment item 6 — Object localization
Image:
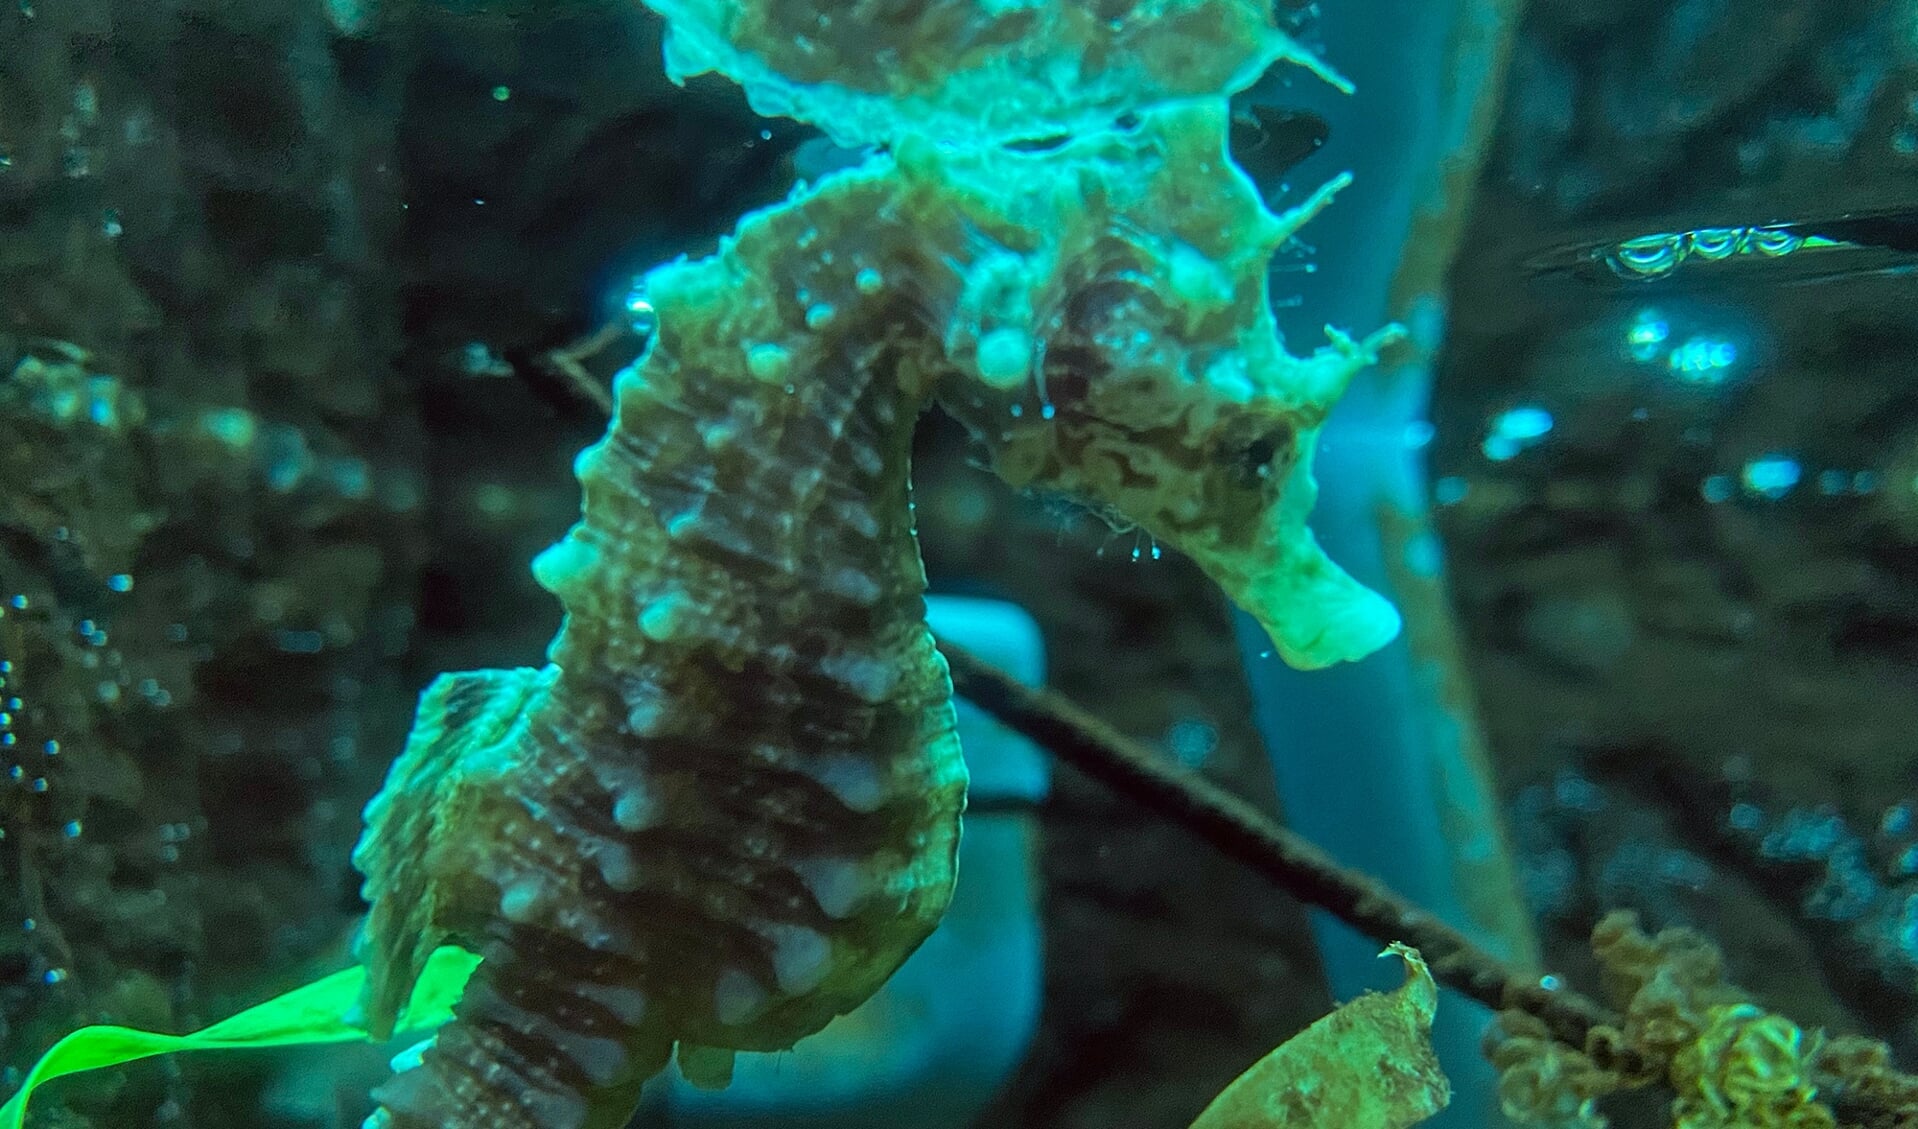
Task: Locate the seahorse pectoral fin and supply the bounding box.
[353,666,553,1038]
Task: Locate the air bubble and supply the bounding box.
[1606,234,1683,280]
[1686,228,1743,260]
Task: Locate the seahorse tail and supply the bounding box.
[367,929,670,1129]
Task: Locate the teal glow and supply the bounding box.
[1667,336,1738,383]
[1741,455,1802,499]
[1482,405,1553,462]
[1626,308,1669,361]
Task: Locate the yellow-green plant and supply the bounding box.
[1488,912,1916,1129]
[0,946,479,1129]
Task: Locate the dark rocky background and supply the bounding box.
[0,0,1911,1126]
[1433,0,1918,1077]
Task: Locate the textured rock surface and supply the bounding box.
[1431,0,1918,1108]
[0,0,422,1123]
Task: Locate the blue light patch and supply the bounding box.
[624,282,659,336]
[1741,454,1802,499]
[1627,308,1669,362]
[1482,405,1554,462]
[1667,336,1739,384]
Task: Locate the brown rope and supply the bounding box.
[936,637,1634,1078]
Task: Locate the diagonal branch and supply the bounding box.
[936,637,1622,1076]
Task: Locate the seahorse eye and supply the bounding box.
[1231,427,1291,488]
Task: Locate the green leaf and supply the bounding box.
[0,946,479,1129]
[1189,943,1450,1129]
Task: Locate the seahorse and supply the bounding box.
[350,2,1403,1127]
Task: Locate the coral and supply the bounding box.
[1488,1007,1622,1129]
[1488,912,1885,1129]
[1670,1004,1831,1129]
[1812,1035,1918,1128]
[350,0,1398,1126]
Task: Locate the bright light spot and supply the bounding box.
[1668,336,1739,384]
[1482,435,1520,461]
[1627,308,1669,361]
[1495,405,1555,441]
[201,406,258,449]
[625,284,658,336]
[1741,454,1801,499]
[1482,404,1553,461]
[491,85,511,102]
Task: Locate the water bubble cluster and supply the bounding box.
[1623,307,1743,385]
[1603,226,1808,281]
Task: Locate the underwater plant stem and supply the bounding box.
[535,322,621,417]
[934,640,1639,1071]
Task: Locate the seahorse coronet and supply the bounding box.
[353,2,1399,1125]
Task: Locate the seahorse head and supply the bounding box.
[644,0,1400,670]
[904,105,1403,670]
